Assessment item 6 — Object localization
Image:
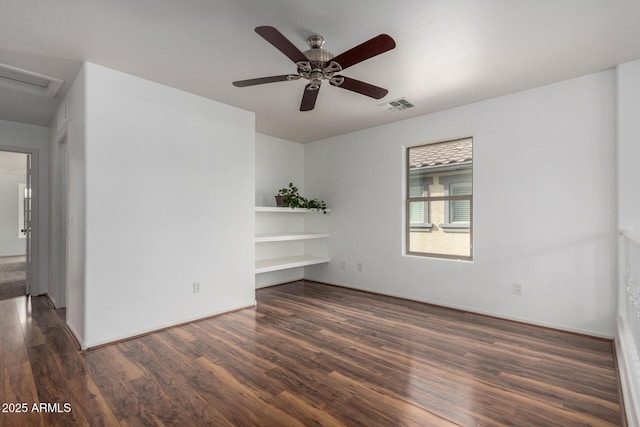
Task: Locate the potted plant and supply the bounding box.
[275,182,305,208]
[275,183,328,214]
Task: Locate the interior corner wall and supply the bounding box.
[0,119,49,295]
[304,70,618,337]
[82,63,255,348]
[617,60,640,235]
[255,133,305,206]
[47,116,64,308]
[255,133,306,287]
[56,64,87,345]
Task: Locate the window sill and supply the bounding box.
[410,223,433,232]
[439,223,470,233]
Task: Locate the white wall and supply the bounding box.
[617,60,640,234]
[305,71,618,337]
[0,152,26,256]
[255,133,306,287]
[61,63,256,348]
[615,60,640,427]
[255,133,305,206]
[0,119,48,295]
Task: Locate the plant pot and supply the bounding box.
[275,195,289,207]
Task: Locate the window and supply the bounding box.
[406,138,473,260]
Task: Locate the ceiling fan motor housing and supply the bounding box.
[297,35,343,90]
[303,35,334,62]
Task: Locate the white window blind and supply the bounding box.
[409,182,426,223]
[450,181,471,223]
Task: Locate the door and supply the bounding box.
[23,154,32,295]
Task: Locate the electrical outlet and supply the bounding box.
[357,263,363,272]
[193,282,200,294]
[512,283,523,295]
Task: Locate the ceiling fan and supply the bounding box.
[233,26,396,111]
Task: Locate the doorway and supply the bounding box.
[0,151,29,300]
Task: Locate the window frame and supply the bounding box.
[408,175,433,231]
[405,138,473,261]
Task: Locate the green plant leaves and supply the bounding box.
[276,183,328,214]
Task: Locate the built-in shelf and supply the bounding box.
[255,205,330,277]
[255,206,330,213]
[255,232,330,243]
[255,255,331,274]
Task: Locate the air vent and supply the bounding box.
[378,97,414,112]
[0,63,63,98]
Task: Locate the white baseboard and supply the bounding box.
[65,321,86,350]
[45,292,58,308]
[83,301,256,350]
[311,278,615,338]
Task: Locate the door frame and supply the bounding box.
[0,144,40,296]
[56,133,68,307]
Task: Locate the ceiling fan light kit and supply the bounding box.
[233,26,396,111]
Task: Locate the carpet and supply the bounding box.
[0,255,26,300]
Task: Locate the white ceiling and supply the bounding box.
[1,0,640,143]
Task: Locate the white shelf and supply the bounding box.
[255,232,330,243]
[254,205,330,279]
[255,255,330,274]
[255,206,329,213]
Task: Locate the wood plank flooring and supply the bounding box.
[0,281,623,426]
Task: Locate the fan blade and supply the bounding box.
[332,76,388,99]
[300,84,320,111]
[255,26,308,64]
[233,75,294,87]
[332,34,396,70]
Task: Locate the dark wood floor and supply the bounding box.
[0,281,623,426]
